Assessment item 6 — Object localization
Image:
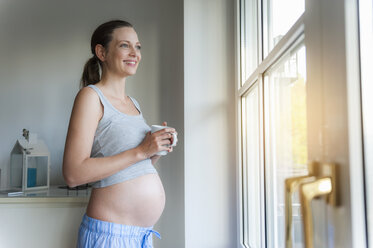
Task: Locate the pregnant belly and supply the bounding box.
[86,173,166,227]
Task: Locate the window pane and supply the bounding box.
[242,83,261,247]
[265,0,304,56]
[264,44,307,248]
[241,0,258,82]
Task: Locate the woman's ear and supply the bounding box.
[95,44,106,62]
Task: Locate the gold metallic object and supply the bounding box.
[284,162,338,248]
[300,177,332,248]
[285,175,315,248]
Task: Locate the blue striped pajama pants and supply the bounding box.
[77,214,161,248]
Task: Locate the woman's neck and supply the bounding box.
[99,73,128,100]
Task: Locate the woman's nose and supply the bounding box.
[129,46,137,57]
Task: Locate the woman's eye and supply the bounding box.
[120,43,129,48]
[136,45,142,50]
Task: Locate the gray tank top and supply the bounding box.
[87,84,157,188]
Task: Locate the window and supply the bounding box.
[264,0,304,56]
[241,0,259,82]
[238,0,306,247]
[241,82,262,247]
[264,43,307,248]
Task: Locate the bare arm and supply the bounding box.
[62,87,174,188]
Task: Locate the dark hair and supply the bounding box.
[80,20,133,88]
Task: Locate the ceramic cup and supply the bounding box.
[151,125,178,156]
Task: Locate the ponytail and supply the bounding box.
[80,20,133,88]
[80,56,101,88]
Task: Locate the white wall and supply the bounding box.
[0,203,86,248]
[0,0,185,247]
[184,0,237,247]
[0,0,237,247]
[0,0,166,187]
[155,0,185,247]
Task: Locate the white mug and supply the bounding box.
[151,125,178,156]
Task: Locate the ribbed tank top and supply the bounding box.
[87,84,157,188]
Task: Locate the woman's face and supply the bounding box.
[101,27,142,77]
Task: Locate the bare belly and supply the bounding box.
[86,173,165,227]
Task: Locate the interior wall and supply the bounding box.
[184,0,237,247]
[0,0,185,247]
[0,0,163,188]
[0,0,236,247]
[156,0,185,247]
[0,203,86,248]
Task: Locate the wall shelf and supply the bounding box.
[0,185,90,205]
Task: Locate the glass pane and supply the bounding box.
[265,44,307,248]
[27,156,48,187]
[242,83,261,247]
[265,0,304,56]
[359,0,373,243]
[241,0,258,82]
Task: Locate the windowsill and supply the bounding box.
[0,185,90,204]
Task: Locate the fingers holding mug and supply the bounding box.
[151,124,178,156]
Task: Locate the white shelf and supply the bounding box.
[0,185,90,204]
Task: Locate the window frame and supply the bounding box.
[236,0,369,247]
[236,0,306,247]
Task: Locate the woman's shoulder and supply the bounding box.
[75,86,100,103]
[72,86,103,119]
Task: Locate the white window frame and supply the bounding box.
[359,0,373,245]
[236,0,305,246]
[236,0,368,247]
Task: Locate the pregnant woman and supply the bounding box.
[62,20,176,248]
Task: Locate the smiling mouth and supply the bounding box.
[124,61,136,65]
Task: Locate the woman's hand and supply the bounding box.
[138,121,175,159]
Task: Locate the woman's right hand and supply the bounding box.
[138,127,176,159]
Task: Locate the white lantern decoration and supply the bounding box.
[10,129,50,191]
